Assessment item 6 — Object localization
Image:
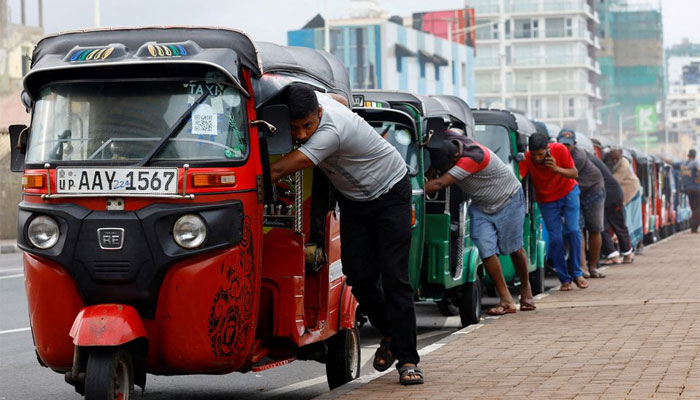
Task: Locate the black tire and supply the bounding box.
[84,348,134,400]
[326,326,361,390]
[458,276,482,327]
[529,267,545,296]
[437,299,459,317]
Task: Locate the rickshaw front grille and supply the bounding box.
[93,261,132,281]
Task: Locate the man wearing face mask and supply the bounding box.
[270,84,422,385]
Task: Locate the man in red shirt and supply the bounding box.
[519,133,589,291]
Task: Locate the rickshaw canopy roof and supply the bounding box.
[471,109,537,136]
[253,41,351,107]
[427,95,475,137]
[353,90,426,116]
[24,27,263,98]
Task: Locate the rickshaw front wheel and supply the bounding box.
[84,348,134,400]
[325,326,361,390]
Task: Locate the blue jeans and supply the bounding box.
[540,185,583,284]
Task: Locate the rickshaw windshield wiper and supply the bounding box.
[137,91,210,166]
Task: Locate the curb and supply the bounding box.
[0,243,19,254]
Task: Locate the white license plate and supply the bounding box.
[56,168,178,195]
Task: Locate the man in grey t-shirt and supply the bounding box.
[424,130,535,315]
[270,84,423,385]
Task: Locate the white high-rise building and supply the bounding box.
[469,0,601,134]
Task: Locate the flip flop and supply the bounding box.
[372,337,395,372]
[574,277,589,289]
[486,304,517,316]
[589,270,606,278]
[560,283,573,291]
[520,301,536,311]
[398,364,424,385]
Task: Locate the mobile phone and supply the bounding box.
[546,148,551,157]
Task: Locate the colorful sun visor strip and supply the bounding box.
[68,47,116,62]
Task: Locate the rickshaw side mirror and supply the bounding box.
[9,124,29,172]
[516,133,528,153]
[20,91,32,113]
[422,117,444,145]
[510,152,525,162]
[255,104,293,155]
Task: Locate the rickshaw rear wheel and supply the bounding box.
[530,267,546,296]
[458,275,482,327]
[84,348,134,400]
[325,326,361,390]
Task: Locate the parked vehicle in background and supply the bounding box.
[631,150,659,244]
[352,90,483,327]
[471,109,547,296]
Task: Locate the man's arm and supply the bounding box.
[545,155,578,179]
[270,150,315,182]
[425,173,459,195]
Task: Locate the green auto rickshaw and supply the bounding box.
[352,90,482,327]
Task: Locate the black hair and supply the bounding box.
[284,84,320,120]
[428,140,458,172]
[529,132,550,151]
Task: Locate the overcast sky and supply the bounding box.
[5,0,698,47]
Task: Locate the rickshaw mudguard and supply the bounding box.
[465,246,481,284]
[69,304,147,347]
[24,253,84,371]
[339,281,359,331]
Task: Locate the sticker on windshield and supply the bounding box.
[475,125,486,131]
[395,130,412,146]
[192,104,218,135]
[211,95,224,114]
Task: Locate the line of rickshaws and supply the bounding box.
[5,27,693,399]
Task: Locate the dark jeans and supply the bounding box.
[337,174,419,368]
[601,200,633,257]
[687,189,700,232]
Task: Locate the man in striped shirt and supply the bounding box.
[425,129,535,314]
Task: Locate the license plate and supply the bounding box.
[56,168,178,195]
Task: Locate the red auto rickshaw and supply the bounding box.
[8,27,359,398]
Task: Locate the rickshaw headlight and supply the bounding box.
[173,214,207,249]
[27,216,59,249]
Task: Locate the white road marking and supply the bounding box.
[0,268,23,273]
[252,376,328,399]
[0,327,30,335]
[0,274,24,280]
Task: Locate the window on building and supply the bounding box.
[21,46,32,76]
[397,56,402,73]
[505,20,511,39]
[672,110,678,117]
[533,98,542,118]
[452,61,457,84]
[435,65,441,81]
[515,19,539,39]
[492,22,499,39]
[545,18,568,38]
[461,62,467,88]
[567,98,576,117]
[565,18,573,36]
[420,62,426,78]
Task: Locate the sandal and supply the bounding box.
[574,276,589,289]
[373,337,395,372]
[622,254,634,264]
[559,282,573,291]
[519,301,536,311]
[398,364,424,385]
[601,256,621,265]
[589,270,606,278]
[486,304,517,316]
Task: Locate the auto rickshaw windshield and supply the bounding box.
[25,79,248,164]
[372,122,419,177]
[473,124,511,164]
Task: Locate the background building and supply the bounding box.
[287,1,476,103]
[597,0,664,150]
[467,0,602,135]
[665,39,700,158]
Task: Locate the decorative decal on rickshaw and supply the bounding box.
[208,216,255,357]
[69,47,115,62]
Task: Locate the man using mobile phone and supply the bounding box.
[519,133,589,291]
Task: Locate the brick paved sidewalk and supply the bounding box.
[319,232,700,400]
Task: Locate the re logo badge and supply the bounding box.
[97,228,124,250]
[635,105,657,133]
